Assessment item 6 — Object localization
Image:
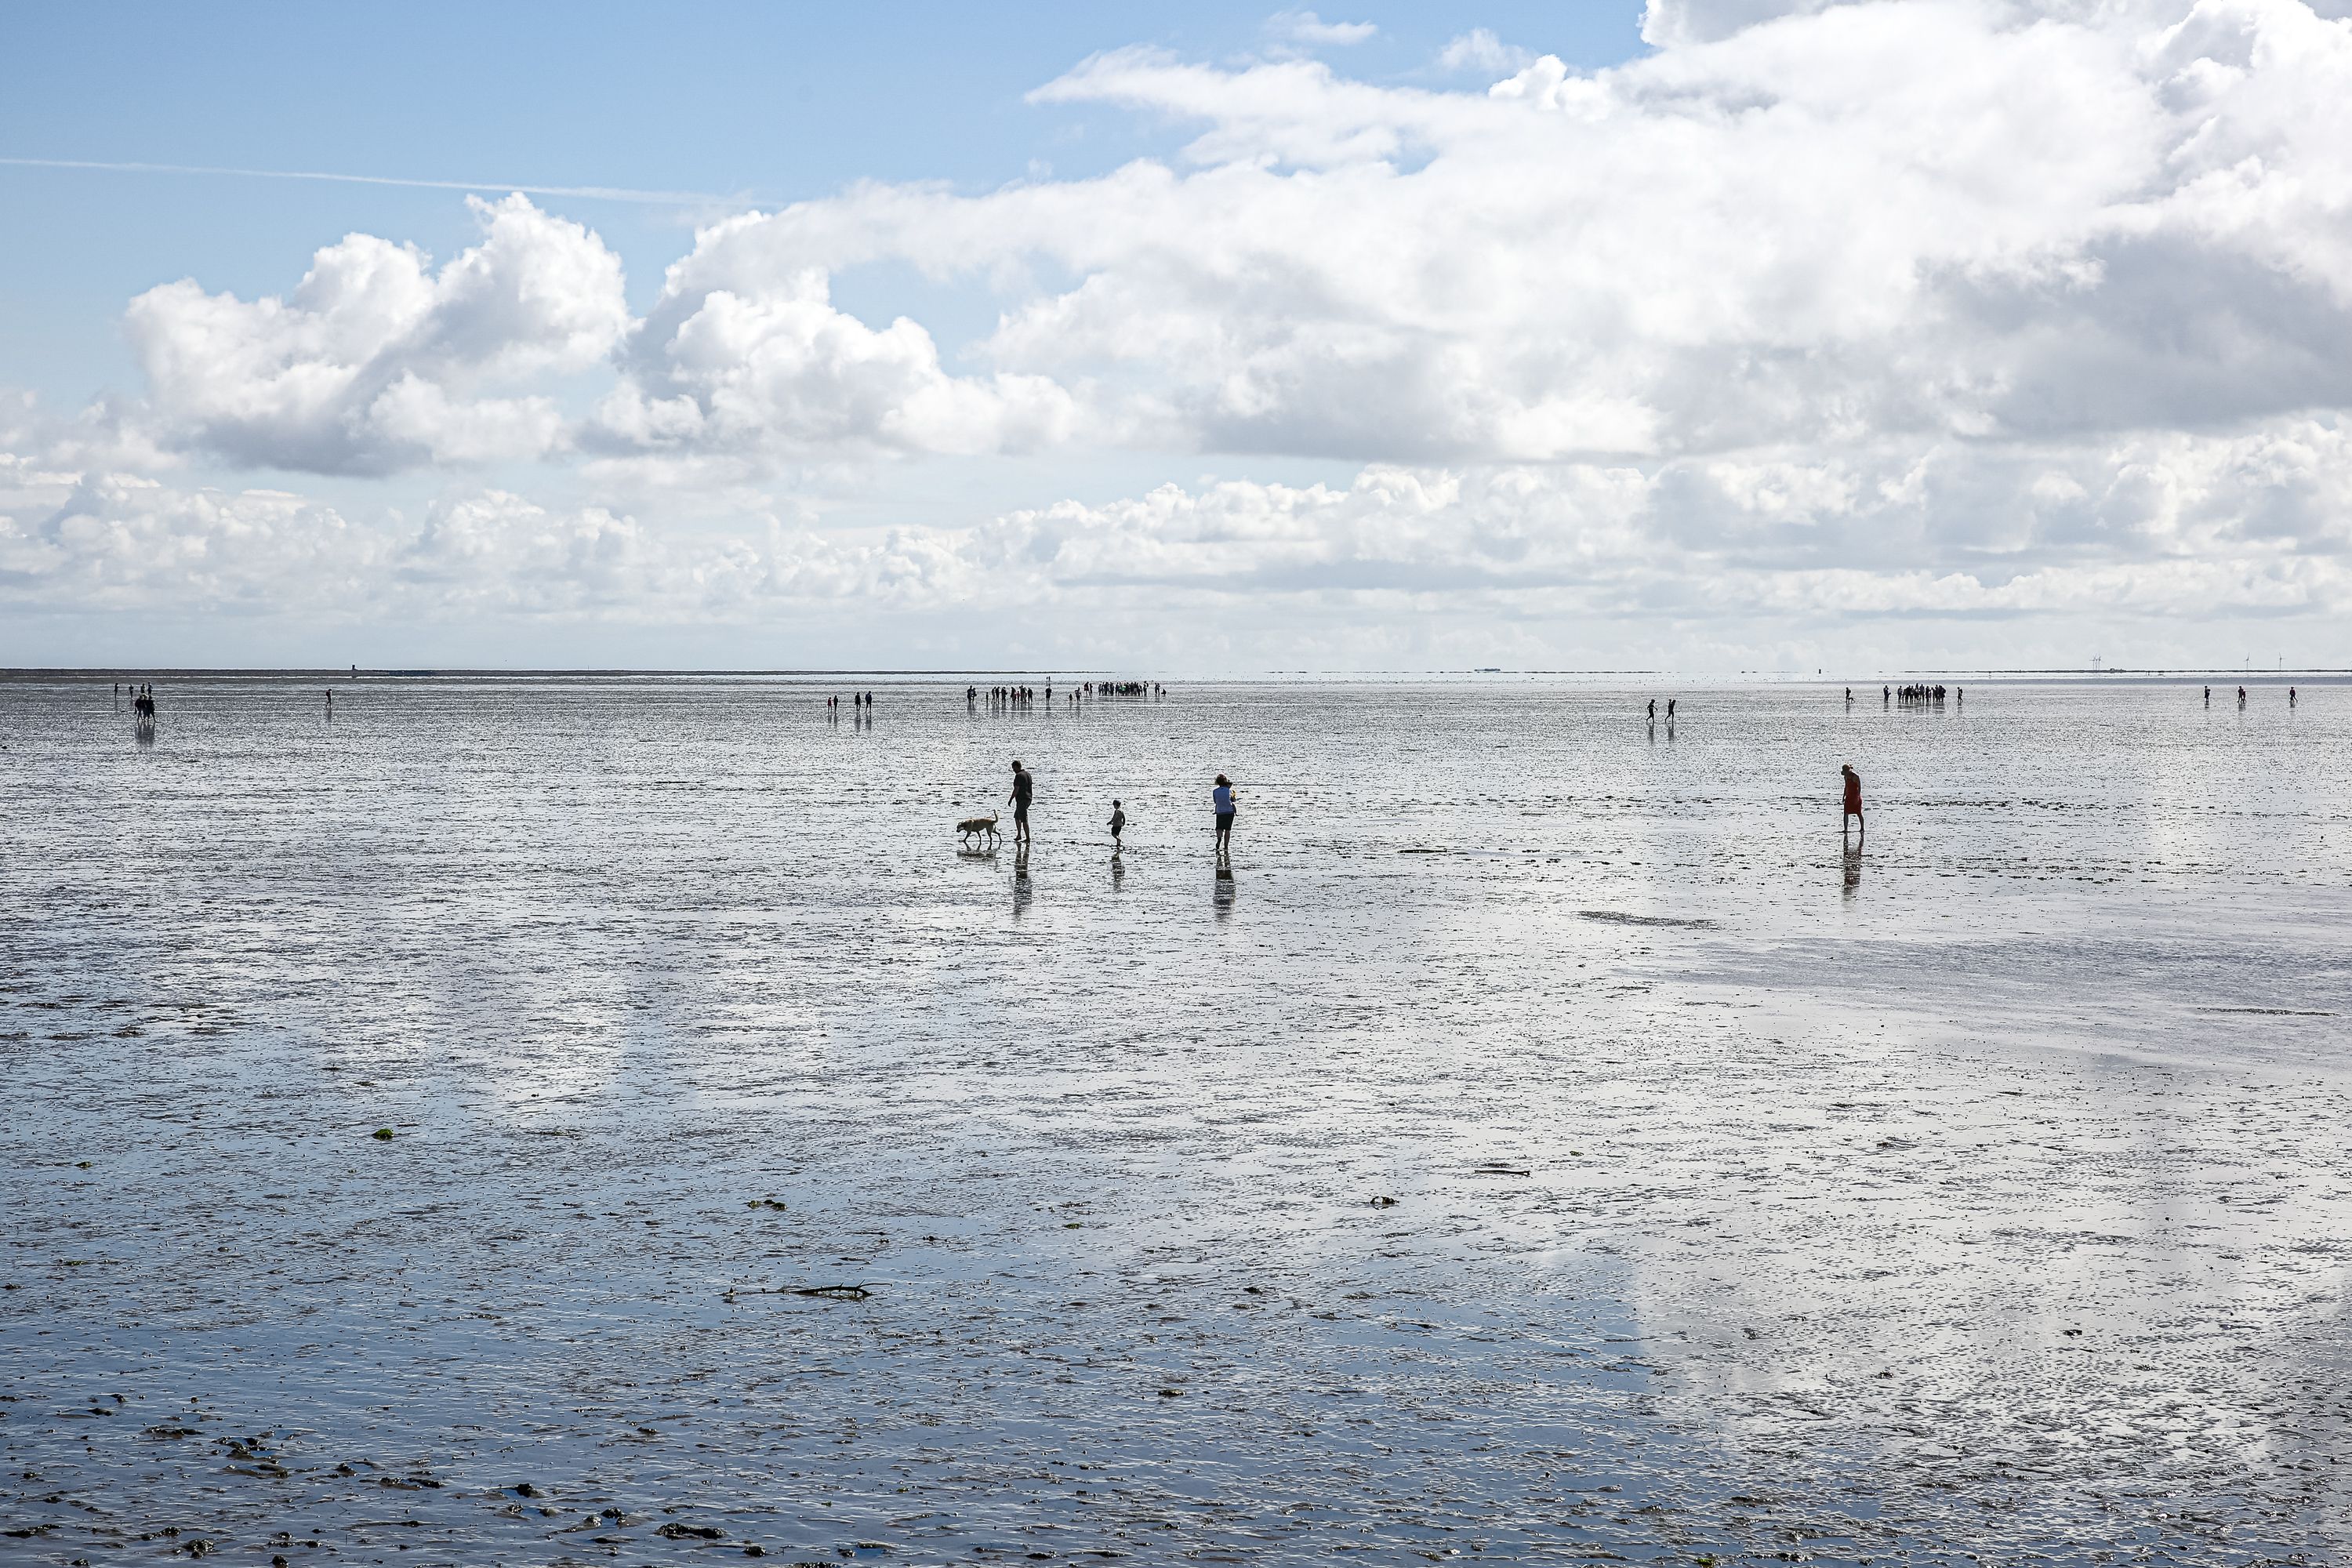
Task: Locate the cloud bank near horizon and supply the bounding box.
[9,0,2352,666]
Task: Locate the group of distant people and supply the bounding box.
[2205,685,2296,707]
[829,693,873,712]
[1840,684,1962,706]
[968,680,1163,713]
[116,682,158,721]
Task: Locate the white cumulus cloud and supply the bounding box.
[649,0,2352,470]
[13,408,2352,650]
[20,0,2352,663]
[123,194,627,474]
[591,264,1080,470]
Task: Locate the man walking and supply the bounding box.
[1841,764,1864,841]
[1007,760,1035,844]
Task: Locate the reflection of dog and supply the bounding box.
[957,812,1000,847]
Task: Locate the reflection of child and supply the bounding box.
[1108,800,1127,848]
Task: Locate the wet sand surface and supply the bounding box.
[2,677,2347,1566]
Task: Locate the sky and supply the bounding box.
[5,0,2352,673]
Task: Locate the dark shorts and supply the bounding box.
[1014,804,1030,822]
[1216,812,1236,829]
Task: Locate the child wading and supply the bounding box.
[1108,799,1126,852]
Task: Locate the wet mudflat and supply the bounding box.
[2,675,2347,1566]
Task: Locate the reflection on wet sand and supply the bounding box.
[2,674,2348,1563]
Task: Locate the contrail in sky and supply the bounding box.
[0,155,746,206]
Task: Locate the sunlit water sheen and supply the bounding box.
[3,674,2347,1566]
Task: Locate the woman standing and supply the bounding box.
[1212,774,1237,853]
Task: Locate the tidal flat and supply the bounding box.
[3,675,2347,1565]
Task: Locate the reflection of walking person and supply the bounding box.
[1841,764,1864,840]
[1007,760,1034,844]
[1213,773,1236,852]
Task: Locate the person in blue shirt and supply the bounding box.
[1212,774,1237,852]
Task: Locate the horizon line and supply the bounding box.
[4,666,2347,681]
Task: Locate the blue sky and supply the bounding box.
[5,1,2352,671]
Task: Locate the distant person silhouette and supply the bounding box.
[1646,699,1656,722]
[2204,685,2211,706]
[1841,764,1864,841]
[1108,799,1126,851]
[2289,686,2298,707]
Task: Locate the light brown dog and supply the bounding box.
[957,812,1000,846]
